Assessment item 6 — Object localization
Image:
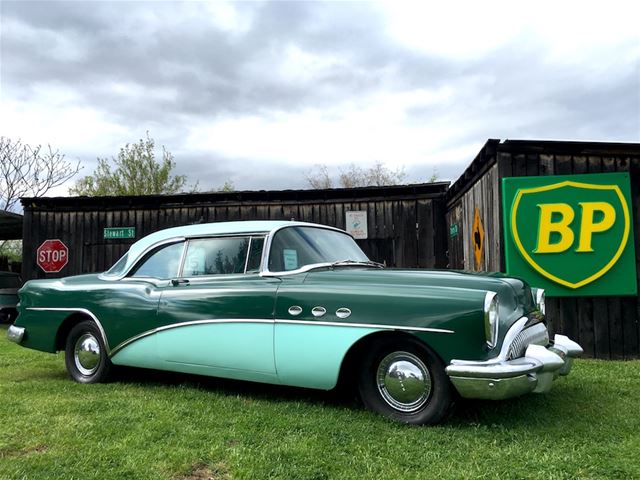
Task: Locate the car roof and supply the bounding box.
[111,220,340,276]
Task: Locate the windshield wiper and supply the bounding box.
[329,259,384,269]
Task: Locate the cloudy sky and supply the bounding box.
[1,1,638,194]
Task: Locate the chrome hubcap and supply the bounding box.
[376,351,431,412]
[74,333,101,375]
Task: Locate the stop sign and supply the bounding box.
[37,239,69,273]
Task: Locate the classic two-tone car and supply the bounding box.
[8,221,582,424]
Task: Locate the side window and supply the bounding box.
[183,237,250,276]
[131,242,184,279]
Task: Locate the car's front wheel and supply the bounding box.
[357,338,454,425]
[65,320,113,383]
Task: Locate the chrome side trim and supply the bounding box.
[261,261,341,277]
[26,307,111,354]
[110,317,455,357]
[274,319,454,334]
[110,318,275,356]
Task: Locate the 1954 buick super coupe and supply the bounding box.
[8,221,582,424]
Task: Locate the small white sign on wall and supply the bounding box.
[345,211,368,239]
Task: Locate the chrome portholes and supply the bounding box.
[74,333,101,376]
[336,307,351,319]
[376,351,431,413]
[288,306,303,316]
[311,306,327,317]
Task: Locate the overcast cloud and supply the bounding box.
[1,0,638,193]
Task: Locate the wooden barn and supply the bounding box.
[446,139,640,359]
[18,139,640,359]
[20,182,449,280]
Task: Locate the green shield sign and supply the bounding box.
[502,173,637,297]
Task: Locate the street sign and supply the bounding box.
[104,227,136,239]
[502,173,637,296]
[37,239,69,273]
[472,207,484,270]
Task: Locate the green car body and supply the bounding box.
[8,221,582,424]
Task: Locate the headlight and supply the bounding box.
[484,291,499,348]
[535,288,546,317]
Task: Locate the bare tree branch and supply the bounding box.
[305,164,333,189]
[0,137,80,212]
[306,161,407,189]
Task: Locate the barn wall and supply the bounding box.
[496,144,640,360]
[446,162,500,271]
[446,140,640,359]
[21,184,449,282]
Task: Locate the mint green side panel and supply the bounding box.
[157,323,275,374]
[111,329,278,384]
[112,322,276,383]
[111,334,158,369]
[275,324,379,390]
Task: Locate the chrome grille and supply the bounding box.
[507,323,549,360]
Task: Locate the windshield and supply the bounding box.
[268,226,369,272]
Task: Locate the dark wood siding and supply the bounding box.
[21,183,449,282]
[447,140,640,359]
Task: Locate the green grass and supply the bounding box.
[1,325,639,480]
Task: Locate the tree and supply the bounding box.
[70,134,195,196]
[305,164,332,189]
[0,137,79,259]
[218,180,235,192]
[0,137,80,212]
[305,161,407,189]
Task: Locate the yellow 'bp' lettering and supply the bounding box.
[535,203,575,253]
[535,201,617,254]
[576,202,616,252]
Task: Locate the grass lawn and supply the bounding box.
[1,324,639,480]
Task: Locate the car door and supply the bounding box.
[155,235,280,381]
[106,240,185,368]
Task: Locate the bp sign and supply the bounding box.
[502,173,637,297]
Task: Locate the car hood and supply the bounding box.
[303,267,535,313]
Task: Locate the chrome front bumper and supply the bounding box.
[7,324,25,344]
[446,333,583,400]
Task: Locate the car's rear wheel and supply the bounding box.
[65,320,112,383]
[357,338,454,425]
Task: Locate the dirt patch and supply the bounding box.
[0,444,48,459]
[175,462,231,480]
